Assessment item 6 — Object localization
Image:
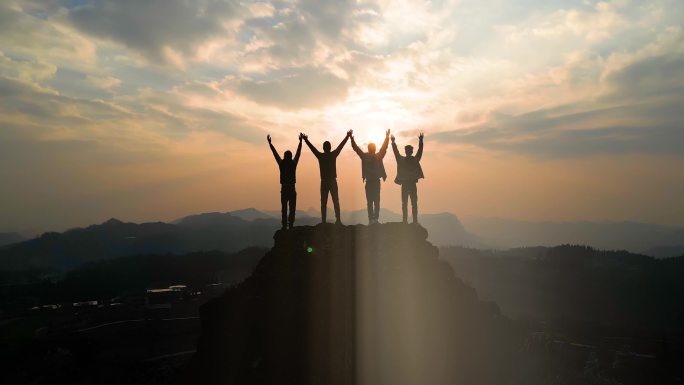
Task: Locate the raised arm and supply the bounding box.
[378,129,390,158]
[416,132,424,161]
[333,130,351,155]
[294,133,303,164]
[267,135,281,164]
[391,135,401,159]
[350,131,363,157]
[303,134,321,158]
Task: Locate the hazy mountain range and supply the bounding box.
[442,244,684,330]
[181,208,480,248]
[0,208,682,272]
[0,214,282,271]
[460,216,684,257]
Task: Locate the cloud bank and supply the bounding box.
[1,0,684,230]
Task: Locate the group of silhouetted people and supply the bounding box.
[268,130,424,229]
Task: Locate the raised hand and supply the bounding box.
[419,132,424,141]
[386,129,390,137]
[391,135,396,143]
[299,133,304,141]
[347,129,353,138]
[302,133,308,141]
[267,134,272,143]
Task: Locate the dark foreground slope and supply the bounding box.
[189,223,521,385]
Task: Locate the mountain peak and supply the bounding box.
[229,208,274,221]
[191,224,519,385]
[174,212,242,227]
[234,207,259,213]
[102,218,124,226]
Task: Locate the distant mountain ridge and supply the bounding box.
[173,208,278,224]
[179,211,684,257]
[2,208,681,272]
[0,208,478,272]
[461,216,684,257]
[0,212,285,271]
[177,208,480,247]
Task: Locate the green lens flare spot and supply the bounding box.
[306,246,314,253]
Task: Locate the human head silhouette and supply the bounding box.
[284,150,293,161]
[368,143,376,154]
[405,145,414,156]
[323,141,332,152]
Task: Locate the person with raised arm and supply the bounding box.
[268,133,303,229]
[350,129,390,224]
[391,132,425,224]
[302,130,351,224]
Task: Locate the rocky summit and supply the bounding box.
[189,223,522,385]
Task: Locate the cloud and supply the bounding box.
[296,0,358,40]
[433,50,684,158]
[3,0,684,229]
[67,0,243,64]
[234,0,382,70]
[602,33,684,98]
[85,74,121,90]
[233,67,350,110]
[497,0,629,43]
[0,76,143,152]
[0,3,97,68]
[0,51,57,83]
[0,74,264,145]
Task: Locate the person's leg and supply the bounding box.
[372,179,381,222]
[280,187,288,229]
[410,183,418,223]
[401,184,409,223]
[330,179,341,223]
[288,187,297,228]
[364,181,373,223]
[320,180,329,223]
[366,179,380,222]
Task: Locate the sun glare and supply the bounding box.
[365,130,387,147]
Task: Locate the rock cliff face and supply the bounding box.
[191,223,521,385]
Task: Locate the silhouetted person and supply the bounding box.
[303,131,351,224]
[391,132,424,224]
[351,129,390,224]
[268,134,303,229]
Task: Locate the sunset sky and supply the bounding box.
[1,0,683,233]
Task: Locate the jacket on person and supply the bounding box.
[351,136,389,181]
[392,140,424,184]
